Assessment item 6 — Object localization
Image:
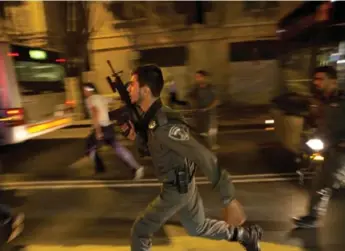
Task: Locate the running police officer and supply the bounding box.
[123,65,263,251]
[293,66,345,228]
[0,205,24,245]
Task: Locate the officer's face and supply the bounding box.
[128,75,140,104]
[128,74,149,106]
[313,72,326,91]
[313,72,336,94]
[195,73,205,83]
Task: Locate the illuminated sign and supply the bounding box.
[29,50,47,60]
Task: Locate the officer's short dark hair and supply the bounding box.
[132,64,164,97]
[196,70,209,77]
[314,66,337,80]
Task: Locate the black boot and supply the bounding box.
[94,152,106,174]
[233,225,263,251]
[293,187,332,228]
[292,215,318,228]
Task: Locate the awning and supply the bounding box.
[278,1,345,43]
[278,2,326,30]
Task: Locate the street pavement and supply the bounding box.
[0,125,295,183]
[3,181,345,251]
[2,118,344,251]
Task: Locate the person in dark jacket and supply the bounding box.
[293,65,345,228]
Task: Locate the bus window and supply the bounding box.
[14,61,65,96]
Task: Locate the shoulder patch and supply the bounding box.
[168,125,190,141]
[148,120,157,130]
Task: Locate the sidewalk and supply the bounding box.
[22,225,302,251]
[24,242,301,251]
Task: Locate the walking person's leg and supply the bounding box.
[293,148,342,228]
[113,141,144,180]
[103,125,144,180]
[86,130,106,174]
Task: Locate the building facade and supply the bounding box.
[89,1,301,104]
[0,1,65,50]
[1,1,302,105]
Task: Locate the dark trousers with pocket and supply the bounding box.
[86,125,117,173]
[308,147,345,217]
[0,204,12,245]
[130,179,235,251]
[86,124,141,173]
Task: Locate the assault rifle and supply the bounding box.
[106,60,149,156]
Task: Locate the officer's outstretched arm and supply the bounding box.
[155,124,235,205]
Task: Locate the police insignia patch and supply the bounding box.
[148,120,157,130]
[168,125,189,141]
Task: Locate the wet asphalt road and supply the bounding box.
[3,125,344,251]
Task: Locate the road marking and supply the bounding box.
[35,126,270,140]
[1,172,312,185]
[1,175,312,191]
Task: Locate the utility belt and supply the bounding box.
[164,167,196,194]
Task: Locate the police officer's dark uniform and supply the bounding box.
[294,89,345,227]
[131,99,262,251]
[0,204,13,244]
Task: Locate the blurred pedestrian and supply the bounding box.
[83,83,144,180]
[188,70,220,150]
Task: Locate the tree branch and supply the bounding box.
[87,3,106,38]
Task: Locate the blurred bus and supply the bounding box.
[0,43,74,145]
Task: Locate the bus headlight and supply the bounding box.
[306,139,324,151]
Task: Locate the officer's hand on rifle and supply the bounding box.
[121,121,136,141]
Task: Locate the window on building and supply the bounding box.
[243,1,279,13]
[229,40,279,62]
[139,46,188,67]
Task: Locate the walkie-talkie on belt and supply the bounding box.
[176,167,189,194]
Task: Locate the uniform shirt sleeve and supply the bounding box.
[328,100,345,144]
[154,123,235,205]
[209,84,219,104]
[187,86,197,99]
